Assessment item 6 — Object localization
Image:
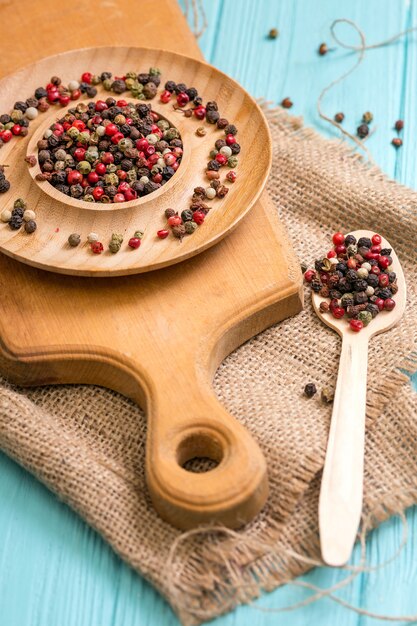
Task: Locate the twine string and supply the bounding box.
[166,512,417,622]
[318,19,417,163]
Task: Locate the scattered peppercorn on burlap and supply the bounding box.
[1,108,417,625]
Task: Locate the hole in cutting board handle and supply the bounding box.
[177,431,223,473]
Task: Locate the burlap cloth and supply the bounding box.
[1,109,416,625]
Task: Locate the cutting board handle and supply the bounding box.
[145,380,269,529]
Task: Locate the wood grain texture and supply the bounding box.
[313,232,407,566]
[1,1,417,625]
[1,48,271,275]
[0,0,301,530]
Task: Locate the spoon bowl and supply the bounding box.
[313,230,406,566]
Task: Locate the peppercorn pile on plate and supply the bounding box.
[0,47,271,276]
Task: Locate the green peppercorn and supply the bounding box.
[184,221,198,235]
[14,198,27,210]
[362,111,373,124]
[133,230,144,239]
[358,310,372,326]
[321,387,334,404]
[268,28,279,39]
[77,161,91,175]
[227,156,238,168]
[165,208,176,219]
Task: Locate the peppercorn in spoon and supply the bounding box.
[311,230,406,566]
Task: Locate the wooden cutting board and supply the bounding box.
[0,0,303,529]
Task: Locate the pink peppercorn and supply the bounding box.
[384,298,396,311]
[350,319,364,332]
[193,210,205,225]
[215,153,227,165]
[177,92,190,107]
[91,241,104,254]
[160,90,171,103]
[157,229,169,239]
[226,133,236,145]
[168,215,182,227]
[226,171,237,183]
[128,237,141,249]
[194,106,206,120]
[304,269,315,282]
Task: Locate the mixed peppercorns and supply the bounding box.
[0,67,241,252]
[37,99,182,203]
[304,231,398,333]
[1,198,37,233]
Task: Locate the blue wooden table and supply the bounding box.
[1,1,417,624]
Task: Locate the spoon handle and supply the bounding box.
[319,335,368,566]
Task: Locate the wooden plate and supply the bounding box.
[0,47,271,276]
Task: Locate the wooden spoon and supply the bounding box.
[312,230,406,566]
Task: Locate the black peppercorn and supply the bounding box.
[143,82,157,99]
[11,206,24,217]
[0,178,10,193]
[311,279,321,292]
[24,220,37,234]
[366,303,380,318]
[380,248,392,256]
[344,234,357,246]
[334,112,345,123]
[357,123,369,139]
[14,101,28,113]
[377,288,393,300]
[174,82,187,94]
[336,262,347,274]
[304,383,317,398]
[357,237,372,249]
[181,209,194,222]
[9,215,22,229]
[354,291,368,304]
[35,87,48,99]
[346,269,358,282]
[230,142,241,154]
[111,79,126,94]
[217,118,229,129]
[162,166,175,180]
[162,81,176,94]
[206,110,220,124]
[215,139,227,150]
[86,86,97,98]
[207,160,221,171]
[367,274,379,288]
[131,181,144,194]
[353,279,368,292]
[224,124,237,136]
[101,71,112,81]
[70,184,83,198]
[0,114,11,124]
[186,87,198,100]
[388,271,396,283]
[329,289,342,299]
